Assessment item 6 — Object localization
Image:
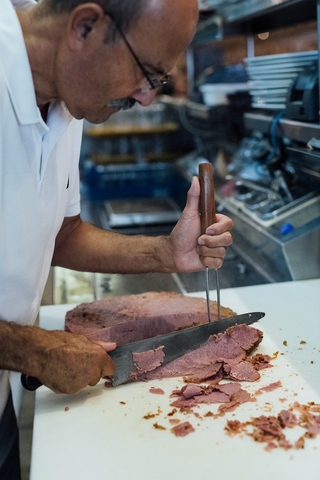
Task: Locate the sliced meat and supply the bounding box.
[65,292,263,386]
[258,380,282,393]
[130,324,263,383]
[149,387,165,395]
[251,353,272,370]
[171,421,195,437]
[228,361,260,382]
[65,292,236,346]
[180,383,204,399]
[217,383,242,396]
[225,405,320,450]
[170,382,254,411]
[278,410,298,428]
[132,347,165,374]
[252,415,284,441]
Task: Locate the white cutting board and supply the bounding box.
[30,280,320,480]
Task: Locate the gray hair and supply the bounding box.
[44,0,147,38]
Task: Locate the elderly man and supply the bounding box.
[0,0,233,477]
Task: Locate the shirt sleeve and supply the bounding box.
[11,0,36,8]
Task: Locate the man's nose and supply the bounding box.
[131,88,158,106]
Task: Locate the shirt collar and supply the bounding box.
[1,0,47,126]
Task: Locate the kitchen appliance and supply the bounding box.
[199,83,249,106]
[219,191,320,282]
[218,129,320,283]
[245,51,318,111]
[83,162,191,232]
[104,197,181,228]
[286,65,319,122]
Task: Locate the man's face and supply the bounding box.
[55,1,198,123]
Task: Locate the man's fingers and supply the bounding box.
[102,356,116,377]
[183,176,200,214]
[93,340,117,352]
[90,340,117,377]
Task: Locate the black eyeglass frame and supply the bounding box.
[106,12,170,91]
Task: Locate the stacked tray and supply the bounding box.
[245,51,318,110]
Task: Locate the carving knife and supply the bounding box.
[199,162,221,322]
[21,311,265,389]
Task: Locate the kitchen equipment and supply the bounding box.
[199,162,221,320]
[219,192,320,282]
[217,103,320,283]
[84,162,190,205]
[286,65,319,122]
[21,311,264,390]
[245,51,318,110]
[104,197,181,228]
[199,83,249,106]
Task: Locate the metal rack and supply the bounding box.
[244,112,320,143]
[216,0,317,33]
[197,0,317,33]
[192,0,320,283]
[194,0,320,146]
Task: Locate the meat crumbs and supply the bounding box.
[153,422,166,430]
[225,402,320,450]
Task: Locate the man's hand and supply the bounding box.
[0,321,116,394]
[36,330,116,394]
[166,176,233,272]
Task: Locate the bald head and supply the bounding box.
[128,0,199,70]
[41,0,198,40]
[42,0,146,36]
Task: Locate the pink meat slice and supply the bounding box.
[228,361,260,382]
[172,391,231,409]
[181,383,204,399]
[130,324,263,383]
[65,292,236,346]
[132,347,165,374]
[171,422,195,437]
[217,383,242,396]
[278,410,298,428]
[170,382,253,410]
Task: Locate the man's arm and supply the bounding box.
[1,178,232,394]
[52,176,233,274]
[0,320,115,393]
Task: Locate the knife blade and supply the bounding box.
[199,162,220,321]
[21,311,265,390]
[109,311,264,386]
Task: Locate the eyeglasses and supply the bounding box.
[106,13,170,91]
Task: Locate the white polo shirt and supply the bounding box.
[0,0,83,419]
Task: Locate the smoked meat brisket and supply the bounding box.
[65,291,236,346]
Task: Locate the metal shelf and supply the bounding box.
[194,0,317,43]
[244,112,320,144]
[217,0,317,33]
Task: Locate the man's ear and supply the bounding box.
[67,3,106,50]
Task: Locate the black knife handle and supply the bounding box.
[21,374,43,391]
